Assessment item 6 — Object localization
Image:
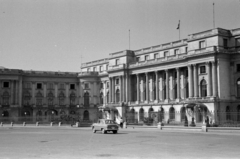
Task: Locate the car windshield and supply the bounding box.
[105,120,116,124]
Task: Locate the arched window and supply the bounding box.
[58,92,65,106]
[148,107,154,119]
[2,91,10,106]
[185,81,189,98]
[139,108,144,122]
[23,91,31,106]
[226,106,231,120]
[106,91,109,103]
[153,87,156,101]
[163,84,166,100]
[36,91,43,106]
[237,79,240,97]
[153,74,156,100]
[84,92,90,107]
[116,89,120,103]
[158,107,164,122]
[174,83,177,99]
[70,92,76,106]
[196,108,203,123]
[143,78,146,101]
[169,107,175,120]
[200,79,207,97]
[128,109,135,123]
[99,92,104,104]
[83,110,89,120]
[48,92,54,106]
[180,107,186,122]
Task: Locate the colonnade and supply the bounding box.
[106,61,217,104]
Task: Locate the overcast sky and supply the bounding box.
[0,0,239,72]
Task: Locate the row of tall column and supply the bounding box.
[106,61,217,104]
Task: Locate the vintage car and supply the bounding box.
[92,119,119,134]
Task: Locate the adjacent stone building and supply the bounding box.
[1,27,240,125]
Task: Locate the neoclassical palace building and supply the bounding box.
[1,27,240,125]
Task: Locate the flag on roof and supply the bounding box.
[176,20,180,30]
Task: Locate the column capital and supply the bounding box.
[175,67,180,71]
[211,61,216,65]
[165,69,168,72]
[145,72,148,76]
[206,61,211,65]
[187,64,192,68]
[193,64,197,67]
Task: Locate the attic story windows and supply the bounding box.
[199,40,206,49]
[3,82,9,88]
[116,59,120,65]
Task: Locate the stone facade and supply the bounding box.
[1,27,240,125]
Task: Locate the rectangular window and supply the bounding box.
[136,57,140,62]
[100,66,103,72]
[223,38,228,49]
[164,51,169,57]
[106,65,108,70]
[145,55,149,61]
[87,68,90,72]
[60,83,64,89]
[116,59,120,65]
[154,53,158,59]
[36,83,42,89]
[3,82,9,88]
[107,82,109,88]
[116,79,119,85]
[199,41,206,49]
[174,49,179,55]
[93,67,96,72]
[100,83,104,89]
[237,64,240,72]
[85,83,89,89]
[24,83,31,89]
[70,84,75,90]
[200,66,206,74]
[185,70,188,77]
[185,47,188,53]
[236,38,240,46]
[48,83,53,90]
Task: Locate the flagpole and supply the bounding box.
[179,20,181,40]
[129,29,130,50]
[213,3,215,28]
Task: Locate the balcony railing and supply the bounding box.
[78,72,99,76]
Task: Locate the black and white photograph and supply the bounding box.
[0,0,240,159]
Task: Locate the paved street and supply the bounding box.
[0,126,240,159]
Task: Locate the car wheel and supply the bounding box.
[102,128,106,134]
[92,127,96,133]
[113,130,117,134]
